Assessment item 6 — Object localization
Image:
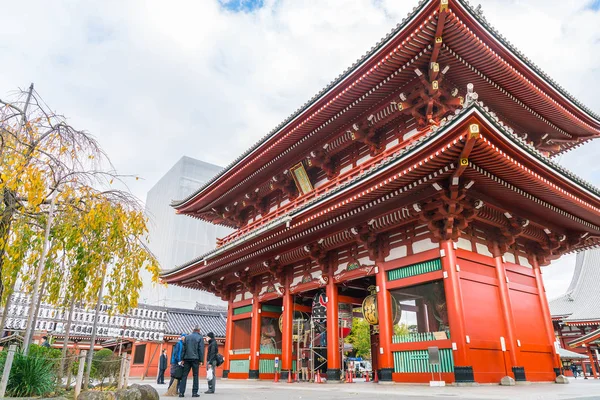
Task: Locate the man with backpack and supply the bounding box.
[205,332,218,394]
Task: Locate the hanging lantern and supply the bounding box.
[361,286,401,325]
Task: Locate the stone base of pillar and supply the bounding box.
[281,370,291,381]
[222,370,229,379]
[500,376,515,386]
[379,368,394,382]
[555,375,570,384]
[554,368,561,377]
[512,366,526,382]
[326,369,341,382]
[454,366,475,383]
[249,369,259,379]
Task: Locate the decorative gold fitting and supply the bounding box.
[460,158,469,166]
[350,131,356,140]
[432,80,439,90]
[469,124,480,138]
[459,96,464,105]
[431,62,440,72]
[440,0,449,12]
[435,36,443,44]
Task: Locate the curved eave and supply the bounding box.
[453,0,600,129]
[172,0,599,216]
[163,103,600,285]
[568,327,600,348]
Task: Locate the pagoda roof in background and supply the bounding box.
[171,0,600,221]
[165,307,227,338]
[550,249,600,325]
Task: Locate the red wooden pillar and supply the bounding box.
[439,240,472,382]
[375,262,394,381]
[249,296,261,379]
[588,347,598,379]
[326,264,341,381]
[223,298,234,378]
[531,256,562,376]
[492,243,522,380]
[281,273,293,380]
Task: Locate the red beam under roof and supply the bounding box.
[173,0,600,219]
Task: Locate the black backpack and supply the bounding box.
[215,353,224,367]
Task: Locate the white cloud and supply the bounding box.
[0,0,598,298]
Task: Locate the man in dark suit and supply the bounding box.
[179,326,204,397]
[158,349,167,384]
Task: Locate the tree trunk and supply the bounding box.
[0,188,18,304]
[0,286,16,336]
[28,280,46,346]
[58,297,76,382]
[83,268,107,387]
[23,191,57,354]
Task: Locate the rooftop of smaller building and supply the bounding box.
[550,249,600,324]
[165,306,227,338]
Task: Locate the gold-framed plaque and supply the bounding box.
[290,162,313,196]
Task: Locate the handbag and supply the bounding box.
[170,364,184,379]
[215,353,224,367]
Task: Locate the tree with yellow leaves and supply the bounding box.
[0,85,159,361]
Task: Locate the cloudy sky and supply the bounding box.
[1,0,599,299]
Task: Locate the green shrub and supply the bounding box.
[92,349,120,388]
[1,351,56,396]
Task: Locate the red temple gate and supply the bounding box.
[162,0,600,384]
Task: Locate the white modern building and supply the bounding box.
[140,156,231,308]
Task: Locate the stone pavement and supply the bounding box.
[131,377,600,400]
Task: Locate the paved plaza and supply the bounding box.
[133,377,600,400]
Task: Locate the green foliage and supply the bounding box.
[346,318,372,358]
[92,349,120,387]
[394,323,409,337]
[0,347,55,397]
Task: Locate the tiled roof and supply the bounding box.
[163,100,600,279]
[165,307,227,338]
[550,249,600,323]
[557,347,588,360]
[172,0,600,210]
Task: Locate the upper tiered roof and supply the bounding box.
[172,0,600,227]
[550,249,600,325]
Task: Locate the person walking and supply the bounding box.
[205,332,218,394]
[179,326,204,398]
[158,349,168,384]
[41,336,51,348]
[571,363,578,378]
[168,334,186,394]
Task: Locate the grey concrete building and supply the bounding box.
[140,156,231,308]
